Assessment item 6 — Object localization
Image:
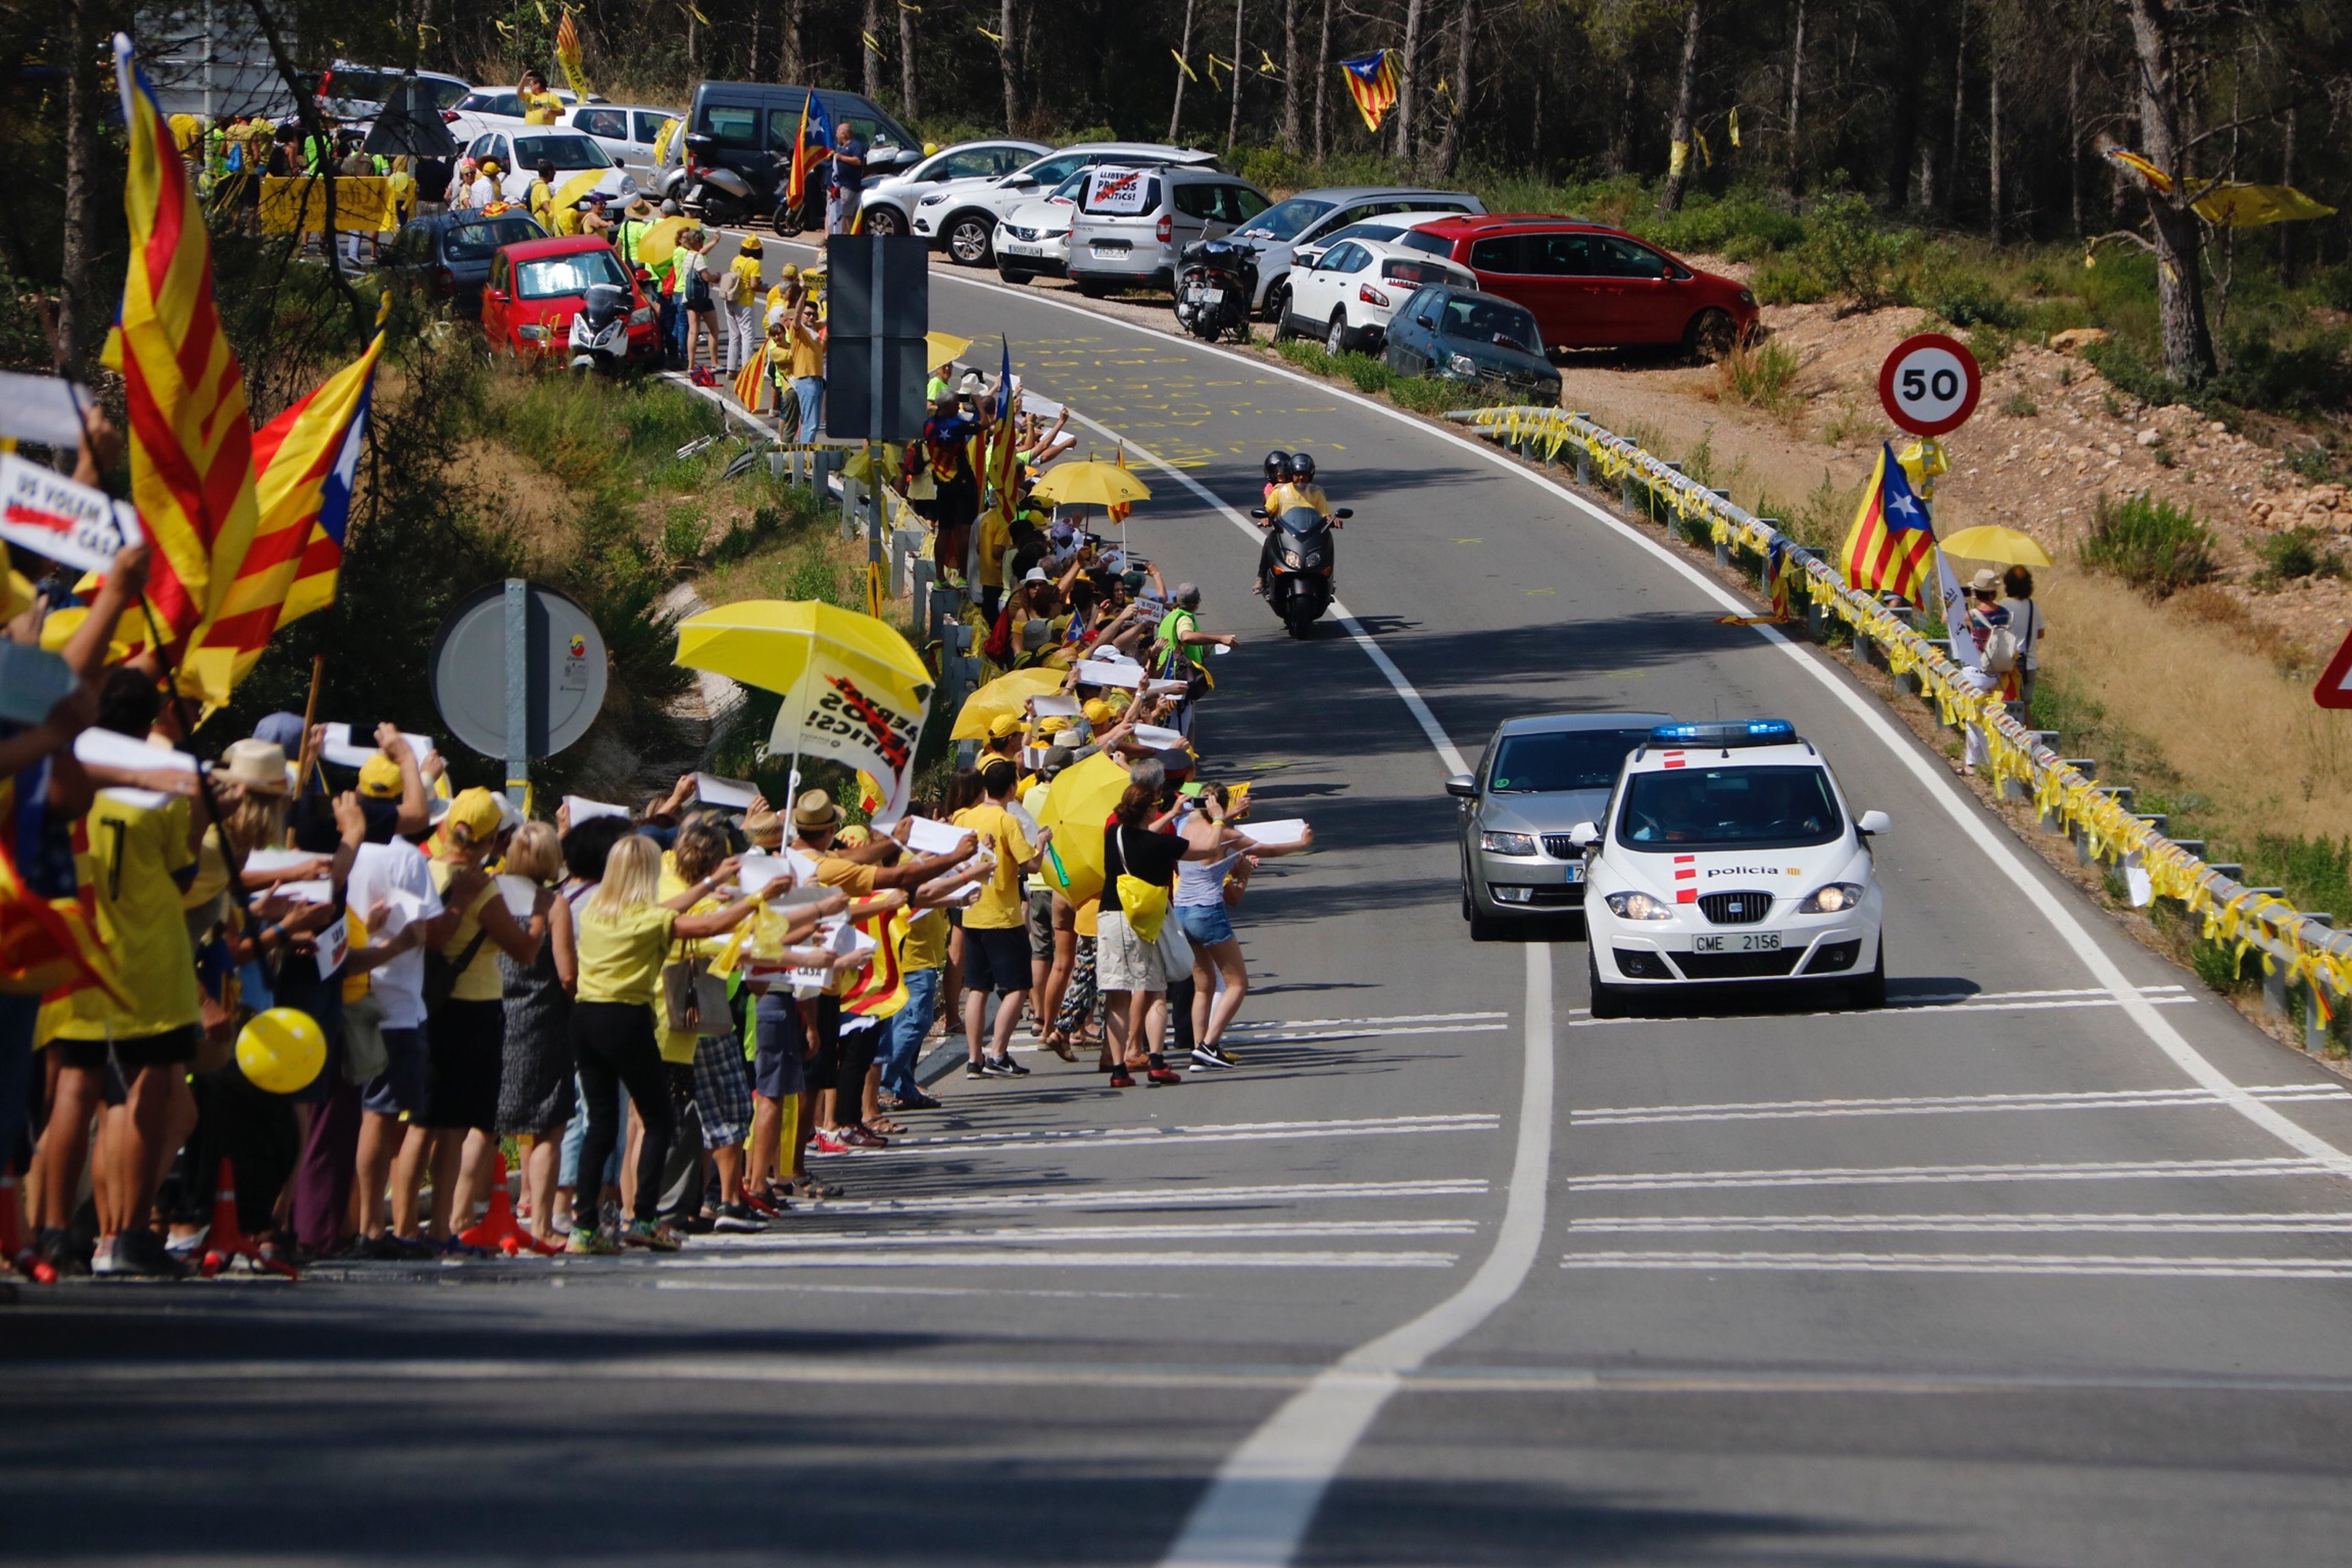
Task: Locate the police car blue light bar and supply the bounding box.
[1647,718,1798,747]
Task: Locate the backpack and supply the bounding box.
[712,265,744,305]
[1982,623,2020,674]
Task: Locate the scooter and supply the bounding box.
[568,282,633,375]
[1251,503,1352,637]
[1175,238,1259,343]
[678,134,775,225]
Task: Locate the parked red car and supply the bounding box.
[481,236,661,366]
[1396,214,1758,358]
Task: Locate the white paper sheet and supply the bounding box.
[1211,643,1232,656]
[0,371,97,448]
[1133,724,1185,750]
[694,772,760,809]
[276,879,336,904]
[736,856,795,895]
[495,873,538,919]
[243,848,326,875]
[320,722,435,770]
[902,816,968,856]
[1141,679,1190,698]
[1027,694,1081,718]
[562,795,631,824]
[1075,659,1143,689]
[1238,818,1310,848]
[73,728,195,775]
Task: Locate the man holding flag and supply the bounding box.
[785,91,834,232]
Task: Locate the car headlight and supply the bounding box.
[1480,831,1538,857]
[629,305,656,324]
[1603,890,1675,921]
[1796,882,1867,914]
[518,324,546,340]
[1447,352,1478,377]
[1738,287,1757,306]
[919,193,946,207]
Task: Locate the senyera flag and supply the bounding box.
[184,304,389,696]
[108,32,259,650]
[1339,50,1400,134]
[1840,442,1938,608]
[554,7,594,100]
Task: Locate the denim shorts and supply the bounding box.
[361,1027,428,1117]
[1175,901,1235,948]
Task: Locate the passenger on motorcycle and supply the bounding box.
[1256,451,1332,596]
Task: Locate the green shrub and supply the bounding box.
[2240,833,2352,923]
[2211,328,2352,416]
[1923,270,2021,330]
[2080,491,2218,597]
[2191,938,2251,994]
[1753,259,1827,304]
[1720,339,1799,413]
[1802,189,1911,311]
[2000,391,2039,417]
[2283,443,2336,483]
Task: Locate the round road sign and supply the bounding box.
[1877,333,1981,437]
[429,580,609,764]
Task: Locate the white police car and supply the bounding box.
[1571,720,1889,1016]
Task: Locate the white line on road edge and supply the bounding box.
[813,1178,1491,1216]
[1570,1212,2352,1233]
[1566,1156,2332,1192]
[1159,945,1554,1568]
[661,1249,1460,1271]
[693,1219,1480,1250]
[1571,1082,2350,1126]
[822,249,2352,1188]
[1564,992,2202,1028]
[1557,1250,2352,1280]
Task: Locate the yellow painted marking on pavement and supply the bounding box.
[1454,538,1482,545]
[1525,589,1556,597]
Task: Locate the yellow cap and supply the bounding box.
[357,754,404,798]
[444,786,505,847]
[1081,699,1113,725]
[988,714,1023,740]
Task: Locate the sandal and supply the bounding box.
[869,1115,906,1135]
[787,1174,844,1200]
[1041,1031,1077,1062]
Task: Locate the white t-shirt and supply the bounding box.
[1999,596,2043,670]
[348,840,445,1029]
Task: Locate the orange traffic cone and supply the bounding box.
[200,1159,297,1280]
[459,1152,549,1255]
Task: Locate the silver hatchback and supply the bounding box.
[1447,712,1673,940]
[1066,166,1271,297]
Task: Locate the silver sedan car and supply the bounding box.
[1447,711,1673,940]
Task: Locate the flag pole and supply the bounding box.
[295,652,326,795]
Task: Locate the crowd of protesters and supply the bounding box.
[2,360,1309,1283]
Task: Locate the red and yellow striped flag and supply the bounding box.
[1338,50,1400,134]
[732,340,771,411]
[554,8,593,100]
[186,306,388,694]
[842,907,908,1019]
[0,782,124,1007]
[108,33,259,651]
[1839,443,1938,607]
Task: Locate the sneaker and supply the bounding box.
[164,1226,210,1261]
[35,1227,88,1279]
[623,1219,684,1253]
[745,1189,793,1218]
[1108,1068,1136,1088]
[1191,1044,1239,1070]
[712,1204,765,1233]
[677,1211,717,1235]
[812,1128,850,1155]
[841,1125,889,1150]
[985,1054,1028,1077]
[100,1228,188,1279]
[895,1090,943,1112]
[965,1059,988,1079]
[439,1235,497,1259]
[1146,1066,1184,1086]
[566,1227,621,1256]
[88,1235,116,1275]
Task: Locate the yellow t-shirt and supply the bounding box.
[655,853,722,1062]
[901,906,949,971]
[429,859,505,1003]
[42,791,202,1042]
[554,201,584,236]
[574,901,677,1006]
[729,253,764,303]
[951,802,1032,930]
[813,854,877,898]
[1074,896,1099,939]
[974,508,1013,589]
[788,323,824,381]
[522,90,563,126]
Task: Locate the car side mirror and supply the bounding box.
[1415,312,1438,328]
[1444,774,1477,799]
[1567,821,1600,848]
[1856,809,1891,837]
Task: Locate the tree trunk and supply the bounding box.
[2122,0,2216,382]
[2067,55,2082,237]
[1313,0,1330,159]
[2277,106,2295,285]
[862,0,881,99]
[1883,17,1924,206]
[1945,4,1967,219]
[1281,0,1301,152]
[899,0,919,114]
[1430,0,1472,178]
[1986,50,2002,242]
[57,0,102,371]
[1170,0,1195,140]
[1227,0,1245,148]
[1657,0,1701,214]
[749,0,764,83]
[1395,0,1424,164]
[1783,0,1805,191]
[1000,0,1019,132]
[781,0,804,84]
[687,1,699,74]
[1607,58,1637,176]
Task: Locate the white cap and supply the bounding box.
[766,305,787,327]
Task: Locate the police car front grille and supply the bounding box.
[1697,890,1775,925]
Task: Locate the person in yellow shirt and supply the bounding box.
[518,70,563,125]
[785,297,825,447]
[568,833,770,1253]
[526,160,556,230]
[416,788,545,1253]
[952,759,1052,1079]
[724,235,766,374]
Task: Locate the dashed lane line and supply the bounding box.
[1569,1212,2352,1234]
[1571,1082,2352,1126]
[810,1178,1490,1216]
[690,1219,1479,1251]
[1559,1250,2352,1280]
[1567,1157,2335,1193]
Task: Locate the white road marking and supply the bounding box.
[652,1281,1183,1299]
[1564,990,2201,1027]
[816,247,2352,1189]
[1207,1022,1510,1044]
[1222,1010,1510,1032]
[865,1112,1499,1158]
[1572,1083,2352,1126]
[1559,1249,2352,1280]
[813,1178,1490,1216]
[694,1219,1478,1250]
[1569,1157,2334,1193]
[661,1249,1458,1271]
[1570,1212,2352,1234]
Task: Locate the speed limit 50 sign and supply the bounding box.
[1878,333,1982,437]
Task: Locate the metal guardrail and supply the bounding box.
[1449,404,2350,1047]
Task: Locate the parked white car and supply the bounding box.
[1224,186,1485,318]
[861,138,1049,239]
[562,102,680,182]
[913,142,1221,265]
[1291,210,1483,273]
[993,171,1089,281]
[461,128,634,203]
[1278,236,1477,353]
[445,86,587,146]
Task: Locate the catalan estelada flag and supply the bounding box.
[1841,442,1937,607]
[108,32,259,651]
[186,305,387,694]
[1339,50,1400,134]
[0,781,124,1008]
[785,91,832,209]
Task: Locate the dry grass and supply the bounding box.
[2036,569,2352,840]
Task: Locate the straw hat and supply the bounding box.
[220,738,288,794]
[791,789,844,832]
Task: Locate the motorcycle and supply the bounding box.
[1174,238,1259,344]
[1252,503,1352,637]
[678,134,781,226]
[568,282,634,375]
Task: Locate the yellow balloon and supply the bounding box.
[236,1007,326,1095]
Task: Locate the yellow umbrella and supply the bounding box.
[1033,751,1131,904]
[1940,526,2054,568]
[636,214,691,269]
[926,331,971,368]
[1032,460,1152,508]
[952,667,1068,741]
[552,167,608,210]
[674,600,930,699]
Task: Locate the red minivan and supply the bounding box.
[1396,214,1757,358]
[481,236,662,366]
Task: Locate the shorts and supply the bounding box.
[803,993,841,1093]
[361,1026,428,1117]
[753,994,808,1100]
[1026,889,1057,962]
[48,1025,199,1076]
[1096,911,1165,994]
[421,999,503,1131]
[1176,901,1236,948]
[691,1032,753,1148]
[961,926,1031,998]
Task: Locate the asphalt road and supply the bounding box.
[9,251,2352,1565]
